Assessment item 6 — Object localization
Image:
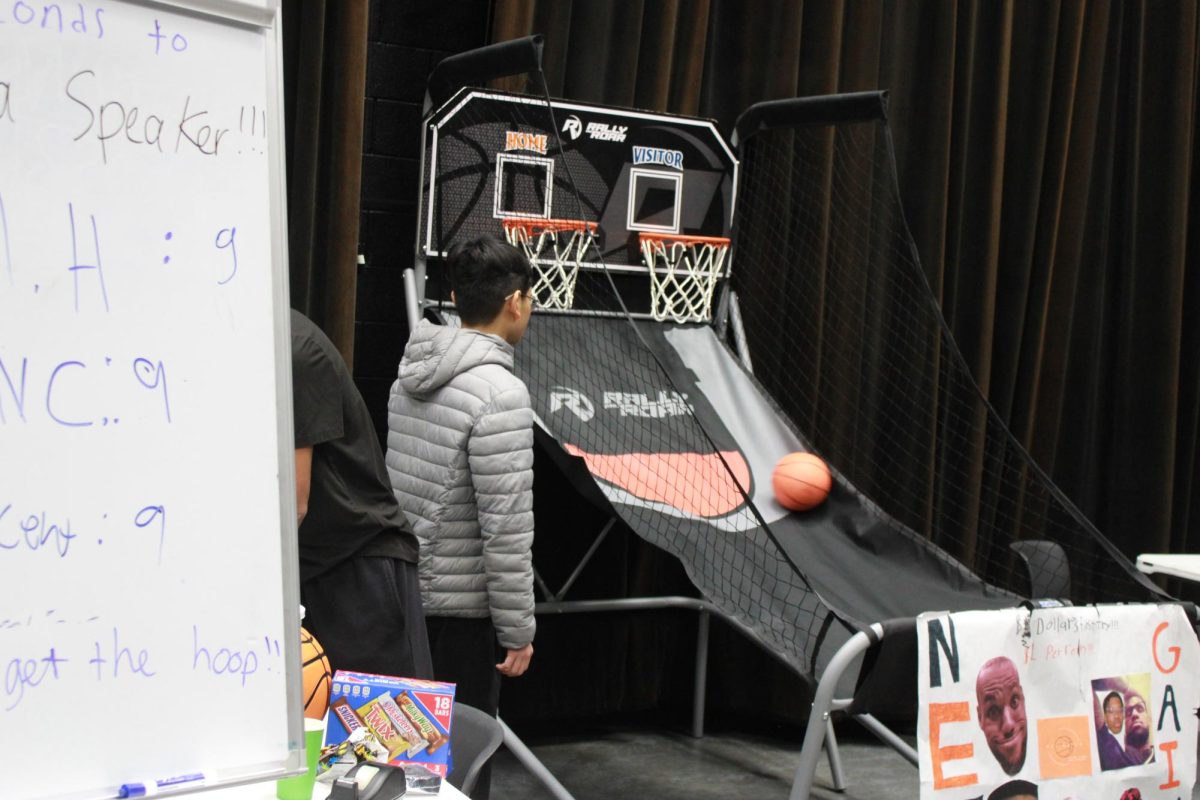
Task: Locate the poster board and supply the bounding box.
[0,1,302,797]
[918,605,1199,800]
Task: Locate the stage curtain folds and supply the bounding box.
[283,0,370,367]
[490,0,1200,726]
[491,0,1200,593]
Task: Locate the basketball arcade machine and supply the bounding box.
[404,36,1200,800]
[403,31,1200,800]
[403,37,854,800]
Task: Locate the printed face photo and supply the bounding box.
[976,657,1028,775]
[1123,690,1153,760]
[1090,674,1154,770]
[986,778,1038,800]
[1102,693,1124,734]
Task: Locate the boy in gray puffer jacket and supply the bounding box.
[385,237,535,742]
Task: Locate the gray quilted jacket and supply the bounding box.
[385,321,535,649]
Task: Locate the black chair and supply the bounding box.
[1010,539,1072,600]
[447,702,504,797]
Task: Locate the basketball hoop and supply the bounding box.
[639,232,731,323]
[502,218,598,310]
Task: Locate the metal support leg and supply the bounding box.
[789,625,881,800]
[402,268,420,333]
[555,518,616,600]
[691,610,710,738]
[728,290,754,373]
[498,717,576,800]
[825,718,846,792]
[853,712,919,766]
[532,566,554,603]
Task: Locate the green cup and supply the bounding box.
[276,718,324,800]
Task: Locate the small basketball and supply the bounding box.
[772,452,832,511]
[300,626,332,719]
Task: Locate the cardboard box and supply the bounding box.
[320,671,456,793]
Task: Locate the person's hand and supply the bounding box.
[496,643,533,677]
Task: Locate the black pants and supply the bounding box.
[426,616,502,714]
[426,616,502,799]
[301,556,434,679]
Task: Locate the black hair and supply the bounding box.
[1104,690,1123,711]
[447,235,532,325]
[987,780,1037,800]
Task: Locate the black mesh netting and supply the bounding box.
[730,95,1165,610]
[419,88,1166,687]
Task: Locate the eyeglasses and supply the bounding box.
[507,289,538,309]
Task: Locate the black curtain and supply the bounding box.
[282,0,370,367]
[493,0,1200,603]
[489,0,1200,725]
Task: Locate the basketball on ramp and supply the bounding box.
[772,452,832,511]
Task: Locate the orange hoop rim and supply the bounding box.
[502,217,599,234]
[638,231,731,247]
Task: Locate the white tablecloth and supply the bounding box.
[201,777,469,800]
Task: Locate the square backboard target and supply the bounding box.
[627,168,683,233]
[494,153,554,219]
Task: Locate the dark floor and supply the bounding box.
[491,721,1200,800]
[491,720,913,799]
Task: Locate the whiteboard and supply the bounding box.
[0,1,302,798]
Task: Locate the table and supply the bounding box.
[201,777,469,800]
[1136,553,1200,584]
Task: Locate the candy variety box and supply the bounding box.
[318,670,456,793]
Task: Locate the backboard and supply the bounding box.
[417,89,738,278]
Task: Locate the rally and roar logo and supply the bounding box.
[560,114,627,143]
[918,605,1199,800]
[561,115,583,140]
[549,387,692,420]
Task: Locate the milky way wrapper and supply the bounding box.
[397,690,449,753]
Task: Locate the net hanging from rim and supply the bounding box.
[502,218,598,310]
[639,232,731,323]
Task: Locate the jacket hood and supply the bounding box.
[397,320,514,396]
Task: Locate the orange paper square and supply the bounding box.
[1038,716,1093,779]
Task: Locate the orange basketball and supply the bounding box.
[300,626,332,719]
[772,452,832,511]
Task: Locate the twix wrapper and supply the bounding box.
[363,693,426,757]
[359,694,415,760]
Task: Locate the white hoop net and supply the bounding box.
[503,220,597,310]
[640,235,731,323]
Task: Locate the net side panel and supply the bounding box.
[731,119,1159,605]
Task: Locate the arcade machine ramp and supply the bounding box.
[517,313,1016,680]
